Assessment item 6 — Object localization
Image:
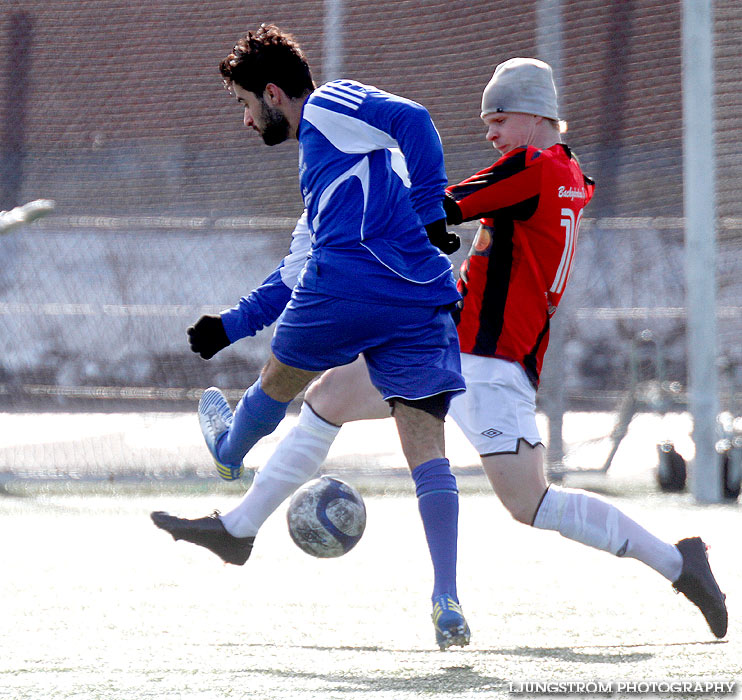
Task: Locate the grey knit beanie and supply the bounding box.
[481,58,559,120]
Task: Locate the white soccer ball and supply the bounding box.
[286,475,366,558]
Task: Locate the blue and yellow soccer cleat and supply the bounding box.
[198,387,243,480]
[432,594,471,650]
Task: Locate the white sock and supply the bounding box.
[220,403,341,538]
[533,485,683,582]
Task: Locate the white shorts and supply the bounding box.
[448,354,543,455]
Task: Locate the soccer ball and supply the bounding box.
[286,476,366,558]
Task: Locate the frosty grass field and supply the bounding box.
[1,413,740,699]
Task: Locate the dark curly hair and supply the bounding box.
[219,24,315,98]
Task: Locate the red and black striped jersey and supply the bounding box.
[444,143,595,388]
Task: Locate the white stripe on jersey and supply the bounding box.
[316,83,364,109]
[314,91,360,110]
[303,103,398,154]
[330,80,366,95]
[389,148,411,187]
[279,210,312,288]
[321,81,365,98]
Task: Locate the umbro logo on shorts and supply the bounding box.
[481,428,503,439]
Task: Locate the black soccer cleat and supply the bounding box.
[150,510,254,566]
[672,537,727,638]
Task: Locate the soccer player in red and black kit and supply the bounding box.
[442,58,597,520]
[156,58,727,643]
[440,58,725,640]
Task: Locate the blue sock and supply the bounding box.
[411,457,459,602]
[217,379,291,465]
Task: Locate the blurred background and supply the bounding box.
[0,0,740,491]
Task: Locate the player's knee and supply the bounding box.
[262,355,318,402]
[303,374,327,406]
[304,372,349,425]
[483,449,546,525]
[490,478,544,525]
[499,494,535,525]
[388,392,452,421]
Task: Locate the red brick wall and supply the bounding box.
[1,0,739,219]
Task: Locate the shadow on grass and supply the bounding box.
[470,640,727,664]
[215,640,729,694]
[230,639,726,656]
[241,663,503,694]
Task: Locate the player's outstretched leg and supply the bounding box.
[672,537,727,638]
[150,510,254,565]
[531,483,727,637]
[219,402,341,538]
[199,387,243,481]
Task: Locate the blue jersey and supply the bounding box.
[221,82,461,343]
[295,80,459,306]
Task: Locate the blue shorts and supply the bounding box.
[271,290,464,401]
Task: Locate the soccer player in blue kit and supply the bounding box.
[151,24,470,649]
[155,48,727,645]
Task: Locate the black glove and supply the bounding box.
[424,218,461,254]
[187,314,230,359]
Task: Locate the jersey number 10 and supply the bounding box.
[551,207,584,296]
